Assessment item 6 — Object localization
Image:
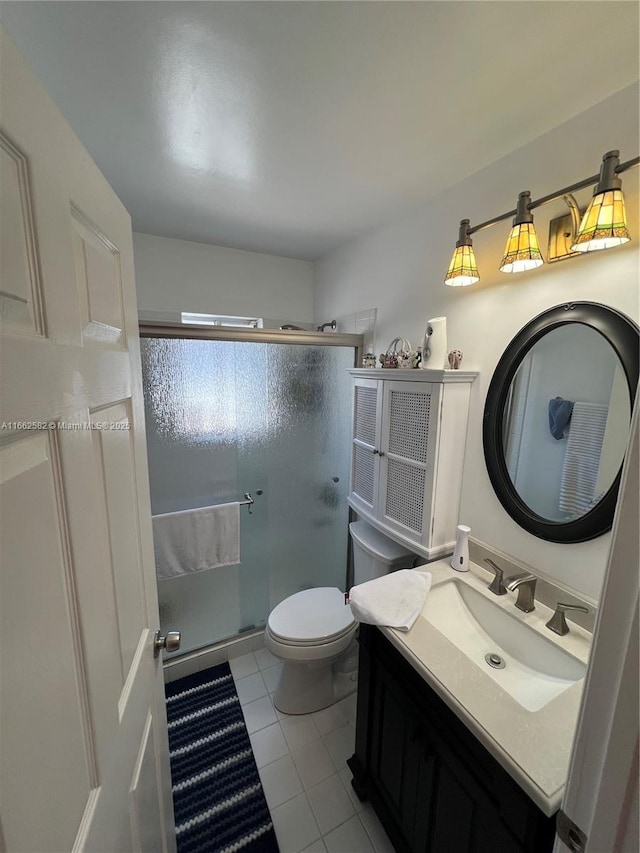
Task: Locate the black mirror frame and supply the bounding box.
[483,302,639,543]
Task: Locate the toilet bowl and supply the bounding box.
[265,587,357,714]
[266,522,417,715]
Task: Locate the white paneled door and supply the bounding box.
[0,28,176,853]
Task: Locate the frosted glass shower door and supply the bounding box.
[251,344,354,616]
[141,336,354,654]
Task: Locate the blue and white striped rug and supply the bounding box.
[165,663,279,853]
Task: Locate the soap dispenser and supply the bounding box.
[450,525,470,572]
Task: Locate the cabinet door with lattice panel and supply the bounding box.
[351,378,383,514]
[378,381,440,541]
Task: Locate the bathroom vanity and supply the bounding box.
[348,369,477,560]
[348,560,592,853]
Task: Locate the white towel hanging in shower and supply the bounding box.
[152,502,240,580]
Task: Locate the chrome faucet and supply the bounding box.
[484,559,507,596]
[505,574,537,613]
[546,602,589,635]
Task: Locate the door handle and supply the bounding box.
[154,630,181,658]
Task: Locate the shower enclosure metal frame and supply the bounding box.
[139,321,364,358]
[140,321,364,662]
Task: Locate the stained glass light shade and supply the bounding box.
[444,244,480,286]
[571,189,630,252]
[500,222,544,273]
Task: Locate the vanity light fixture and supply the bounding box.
[499,191,544,273]
[444,149,638,286]
[444,219,480,286]
[571,150,631,252]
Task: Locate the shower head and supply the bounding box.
[317,320,337,332]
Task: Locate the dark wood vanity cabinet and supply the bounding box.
[348,626,556,853]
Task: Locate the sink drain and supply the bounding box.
[485,652,506,669]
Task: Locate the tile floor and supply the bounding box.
[228,649,395,853]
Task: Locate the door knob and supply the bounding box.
[154,629,181,658]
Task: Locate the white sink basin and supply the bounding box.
[421,579,586,712]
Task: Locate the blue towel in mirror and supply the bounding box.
[548,397,574,440]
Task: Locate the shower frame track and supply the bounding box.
[139,320,364,362]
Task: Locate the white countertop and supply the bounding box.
[377,559,592,817]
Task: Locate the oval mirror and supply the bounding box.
[483,302,639,543]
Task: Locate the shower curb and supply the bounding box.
[163,629,266,684]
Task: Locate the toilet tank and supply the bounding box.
[349,520,416,584]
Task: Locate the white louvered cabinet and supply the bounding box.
[349,369,477,560]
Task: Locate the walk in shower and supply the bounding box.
[140,327,361,655]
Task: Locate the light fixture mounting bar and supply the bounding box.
[467,155,639,237]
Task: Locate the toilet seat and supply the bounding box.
[267,587,355,646]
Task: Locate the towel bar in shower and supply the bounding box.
[241,492,255,513]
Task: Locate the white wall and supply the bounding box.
[133,232,314,327]
[314,83,640,601]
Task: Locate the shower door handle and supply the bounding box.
[154,630,181,658]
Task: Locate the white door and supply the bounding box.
[0,27,176,853]
[554,398,639,853]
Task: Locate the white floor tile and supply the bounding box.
[337,692,358,725]
[291,737,336,790]
[271,792,321,853]
[235,671,267,706]
[229,651,259,679]
[262,662,283,694]
[255,646,280,670]
[312,701,350,736]
[280,712,321,752]
[259,754,304,810]
[360,805,395,853]
[323,723,356,771]
[307,773,356,835]
[299,839,328,853]
[241,695,278,735]
[324,815,375,853]
[339,767,366,814]
[249,722,289,769]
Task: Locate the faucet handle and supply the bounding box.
[546,602,589,636]
[484,559,507,595]
[505,573,537,613]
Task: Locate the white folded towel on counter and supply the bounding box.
[349,569,432,632]
[152,502,240,580]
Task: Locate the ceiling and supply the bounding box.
[1,2,638,260]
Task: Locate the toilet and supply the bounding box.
[265,520,417,714]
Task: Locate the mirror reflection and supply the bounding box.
[502,325,630,522]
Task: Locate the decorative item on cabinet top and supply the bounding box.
[348,367,478,561]
[379,337,421,369]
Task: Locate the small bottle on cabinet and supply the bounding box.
[450,525,471,572]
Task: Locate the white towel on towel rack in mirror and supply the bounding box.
[559,402,608,517]
[152,502,240,580]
